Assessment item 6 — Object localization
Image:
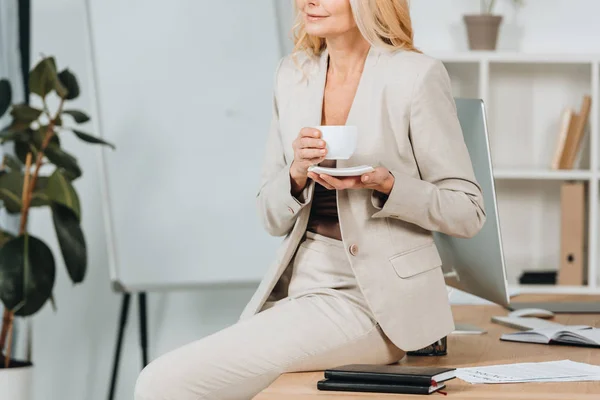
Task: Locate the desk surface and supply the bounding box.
[254,295,600,399]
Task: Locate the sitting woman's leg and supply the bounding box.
[134,294,404,400]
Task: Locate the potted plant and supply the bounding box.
[0,56,114,400]
[464,0,524,50]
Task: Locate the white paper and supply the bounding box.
[456,360,600,384]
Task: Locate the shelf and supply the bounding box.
[493,169,593,180]
[440,49,600,289]
[433,51,600,64]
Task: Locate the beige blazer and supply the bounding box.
[239,45,486,352]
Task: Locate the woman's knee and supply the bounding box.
[134,357,170,400]
[133,349,200,400]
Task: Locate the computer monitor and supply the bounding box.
[434,98,510,330]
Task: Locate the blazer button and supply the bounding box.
[349,244,359,256]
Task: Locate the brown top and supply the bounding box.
[306,160,342,240]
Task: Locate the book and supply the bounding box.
[317,378,447,395]
[551,108,575,170]
[500,326,600,347]
[558,95,592,169]
[323,364,456,386]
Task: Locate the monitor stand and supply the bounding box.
[451,323,487,335]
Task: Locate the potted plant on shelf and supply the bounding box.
[0,56,115,400]
[464,0,524,50]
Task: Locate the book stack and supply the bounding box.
[316,364,456,395]
[551,95,592,286]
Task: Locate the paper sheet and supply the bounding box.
[456,360,600,384]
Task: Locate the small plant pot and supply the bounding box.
[463,14,503,50]
[0,359,33,400]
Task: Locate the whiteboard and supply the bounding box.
[84,0,285,291]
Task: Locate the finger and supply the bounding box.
[296,157,327,172]
[299,127,322,139]
[361,168,387,185]
[300,148,327,160]
[308,172,335,190]
[304,156,327,166]
[300,137,326,149]
[319,174,349,190]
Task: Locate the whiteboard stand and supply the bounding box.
[107,290,148,400]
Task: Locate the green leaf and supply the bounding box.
[52,204,86,284]
[0,230,15,248]
[0,130,23,144]
[15,139,38,165]
[62,110,90,123]
[29,176,51,207]
[45,169,81,220]
[0,121,31,143]
[11,104,42,124]
[49,294,57,312]
[58,69,79,100]
[33,126,60,149]
[0,170,23,213]
[29,57,58,98]
[4,154,23,172]
[72,130,115,150]
[30,192,50,208]
[0,79,11,118]
[54,77,68,99]
[44,145,82,180]
[34,176,50,191]
[0,234,56,317]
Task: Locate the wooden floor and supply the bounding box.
[254,294,600,399]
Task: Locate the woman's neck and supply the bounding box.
[325,30,370,80]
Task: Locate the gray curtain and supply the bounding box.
[0,0,26,360]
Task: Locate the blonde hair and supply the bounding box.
[292,0,421,57]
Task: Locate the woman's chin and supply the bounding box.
[305,27,328,37]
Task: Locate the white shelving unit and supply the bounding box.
[432,51,600,294]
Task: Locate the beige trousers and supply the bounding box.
[134,232,405,400]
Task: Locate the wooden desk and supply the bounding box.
[254,296,600,399]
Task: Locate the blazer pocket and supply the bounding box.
[389,242,442,279]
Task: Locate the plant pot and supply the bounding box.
[463,14,503,51]
[0,359,33,400]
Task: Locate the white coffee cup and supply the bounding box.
[315,125,358,160]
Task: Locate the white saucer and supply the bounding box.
[308,165,375,177]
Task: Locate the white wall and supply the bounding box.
[20,1,600,400]
[410,0,600,53]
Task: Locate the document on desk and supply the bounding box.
[456,360,600,384]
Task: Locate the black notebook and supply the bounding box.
[323,364,456,386]
[317,378,446,395]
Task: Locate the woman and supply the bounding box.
[134,0,485,399]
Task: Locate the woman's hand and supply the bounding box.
[308,167,395,196]
[289,128,328,195]
[290,128,328,176]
